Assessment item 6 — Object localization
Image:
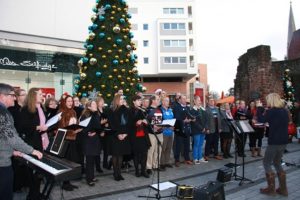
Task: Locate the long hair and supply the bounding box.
[81,100,96,118]
[24,87,40,113]
[266,93,284,108]
[111,94,122,111]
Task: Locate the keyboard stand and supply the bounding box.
[41,178,55,200]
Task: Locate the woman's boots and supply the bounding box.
[260,171,288,196]
[260,172,276,195]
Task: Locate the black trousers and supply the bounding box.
[205,132,220,156]
[86,155,96,182]
[0,166,13,200]
[249,128,264,148]
[133,151,147,173]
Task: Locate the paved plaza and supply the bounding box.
[14,137,300,200]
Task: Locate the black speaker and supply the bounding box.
[217,167,233,183]
[193,181,225,200]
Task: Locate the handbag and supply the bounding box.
[136,125,145,137]
[288,123,296,135]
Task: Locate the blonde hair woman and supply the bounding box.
[256,93,289,196]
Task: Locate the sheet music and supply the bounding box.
[22,154,67,175]
[150,181,177,191]
[157,119,176,127]
[46,112,62,127]
[239,120,254,132]
[79,117,92,127]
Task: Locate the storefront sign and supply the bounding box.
[0,57,57,71]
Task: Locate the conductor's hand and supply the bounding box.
[31,150,43,160]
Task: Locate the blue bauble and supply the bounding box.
[129,32,134,38]
[127,13,132,18]
[99,32,105,38]
[96,0,100,3]
[119,18,125,24]
[134,54,138,59]
[87,45,94,50]
[99,15,105,21]
[116,38,122,45]
[88,26,93,31]
[112,59,119,65]
[83,42,88,48]
[92,24,98,30]
[96,71,102,77]
[120,0,126,5]
[82,57,89,63]
[92,7,98,13]
[105,4,111,10]
[74,84,79,89]
[82,93,87,97]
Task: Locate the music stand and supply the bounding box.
[230,120,254,185]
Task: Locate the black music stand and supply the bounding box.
[138,126,176,199]
[230,120,254,185]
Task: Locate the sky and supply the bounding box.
[194,0,300,94]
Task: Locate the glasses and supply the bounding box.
[5,93,16,98]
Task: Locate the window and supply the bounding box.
[164,57,186,64]
[143,24,148,30]
[163,8,184,14]
[163,40,186,47]
[144,57,149,64]
[143,40,149,47]
[163,23,185,30]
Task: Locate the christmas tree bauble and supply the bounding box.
[80,73,87,80]
[91,15,97,22]
[113,26,121,33]
[96,71,102,77]
[89,58,97,65]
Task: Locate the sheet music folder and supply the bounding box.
[64,117,91,130]
[231,120,254,133]
[156,119,176,127]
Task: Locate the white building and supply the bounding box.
[0,0,198,98]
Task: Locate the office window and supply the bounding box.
[163,23,185,30]
[144,57,149,64]
[163,8,184,14]
[164,57,186,64]
[143,24,148,30]
[163,40,186,47]
[143,40,149,47]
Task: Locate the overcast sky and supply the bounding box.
[195,0,300,94]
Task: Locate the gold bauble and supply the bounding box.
[77,60,83,67]
[122,28,126,33]
[132,67,138,73]
[112,5,116,9]
[113,44,117,48]
[103,64,108,68]
[121,68,126,73]
[125,59,129,63]
[91,14,97,22]
[123,35,128,39]
[121,81,125,85]
[98,93,102,96]
[107,49,112,53]
[107,37,112,41]
[129,70,132,74]
[83,66,88,70]
[101,85,105,88]
[112,26,121,33]
[127,77,131,81]
[122,15,126,18]
[107,93,111,97]
[115,55,119,59]
[82,85,87,89]
[118,49,123,53]
[89,32,96,40]
[110,17,114,20]
[89,53,93,57]
[132,78,136,82]
[101,25,106,29]
[120,60,124,64]
[127,54,131,57]
[117,8,122,11]
[113,68,118,73]
[88,85,93,89]
[111,11,115,14]
[125,88,129,92]
[118,75,122,79]
[108,75,113,79]
[130,83,134,86]
[124,8,128,12]
[98,47,103,51]
[102,55,106,59]
[114,85,118,89]
[78,92,82,96]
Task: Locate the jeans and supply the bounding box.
[263,144,286,173]
[193,133,205,160]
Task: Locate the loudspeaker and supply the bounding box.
[176,185,194,199]
[217,167,233,183]
[194,181,225,200]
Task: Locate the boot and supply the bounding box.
[257,148,262,157]
[251,147,256,157]
[276,171,288,196]
[260,172,276,196]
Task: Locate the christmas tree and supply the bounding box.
[283,68,296,112]
[75,0,145,102]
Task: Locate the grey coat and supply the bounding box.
[205,106,222,133]
[0,103,33,167]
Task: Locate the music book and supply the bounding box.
[150,181,177,191]
[238,120,255,133]
[156,119,176,127]
[50,128,67,155]
[46,112,62,127]
[64,117,92,130]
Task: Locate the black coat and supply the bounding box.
[81,112,102,156]
[19,106,44,151]
[107,105,131,156]
[128,107,151,152]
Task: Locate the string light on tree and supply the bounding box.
[282,67,296,112]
